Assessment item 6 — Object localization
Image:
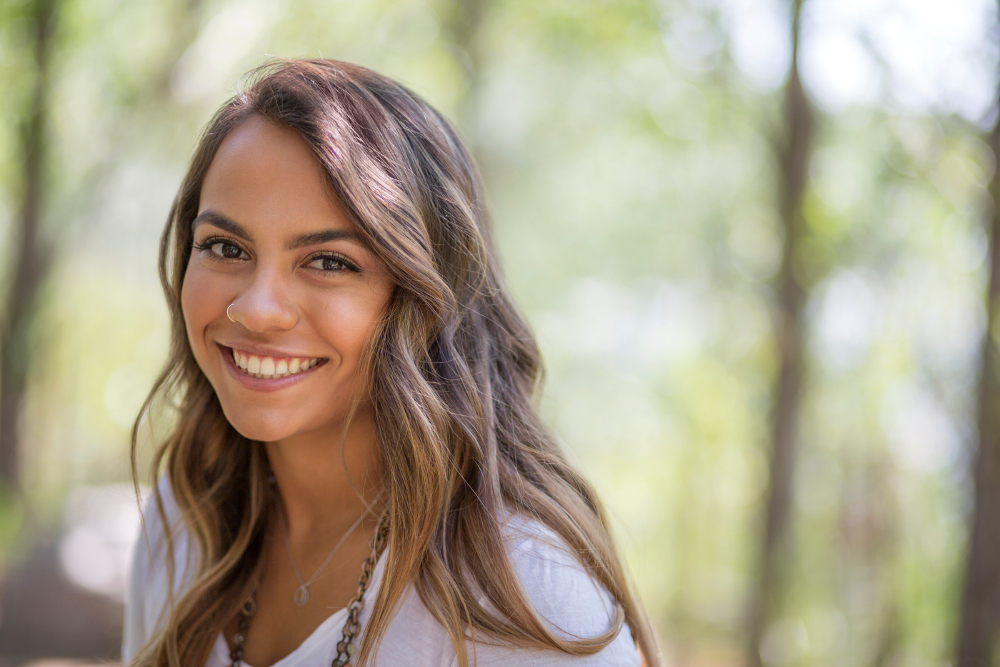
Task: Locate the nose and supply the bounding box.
[229,268,297,332]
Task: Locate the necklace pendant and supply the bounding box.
[293,584,309,607]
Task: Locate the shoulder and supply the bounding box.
[375,512,641,667]
[132,475,199,580]
[497,514,640,663]
[122,476,199,662]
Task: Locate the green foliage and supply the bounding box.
[0,0,992,664]
[0,484,25,552]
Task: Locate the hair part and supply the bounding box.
[130,58,658,667]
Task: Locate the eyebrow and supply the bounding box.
[286,229,358,249]
[192,210,361,250]
[192,211,252,242]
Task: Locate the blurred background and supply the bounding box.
[0,0,998,665]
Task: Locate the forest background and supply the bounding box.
[0,0,999,665]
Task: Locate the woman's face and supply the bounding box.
[181,116,394,443]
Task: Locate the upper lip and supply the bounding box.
[216,341,327,359]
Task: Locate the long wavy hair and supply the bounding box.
[130,58,657,667]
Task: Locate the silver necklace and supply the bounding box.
[277,503,370,608]
[230,512,389,667]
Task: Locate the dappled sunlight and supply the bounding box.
[0,0,997,664]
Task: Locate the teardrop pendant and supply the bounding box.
[293,584,309,607]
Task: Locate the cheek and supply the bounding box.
[317,303,372,357]
[180,262,225,355]
[313,289,389,361]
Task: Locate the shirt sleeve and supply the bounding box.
[121,476,196,664]
[122,509,152,663]
[122,486,160,663]
[467,520,643,667]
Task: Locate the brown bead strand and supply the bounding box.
[229,598,256,666]
[229,512,389,667]
[332,514,388,667]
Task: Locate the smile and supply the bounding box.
[228,347,326,379]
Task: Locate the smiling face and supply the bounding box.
[181,116,395,444]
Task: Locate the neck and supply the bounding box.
[264,406,384,540]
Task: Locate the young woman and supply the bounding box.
[123,59,658,667]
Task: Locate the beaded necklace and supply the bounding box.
[229,512,390,667]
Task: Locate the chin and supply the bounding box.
[219,405,303,443]
[229,423,287,443]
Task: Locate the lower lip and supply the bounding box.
[218,345,326,393]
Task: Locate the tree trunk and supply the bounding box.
[743,0,814,664]
[0,0,58,491]
[448,0,484,129]
[956,4,1000,659]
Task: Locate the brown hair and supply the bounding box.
[131,58,658,667]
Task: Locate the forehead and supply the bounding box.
[198,116,353,236]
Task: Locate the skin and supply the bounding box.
[181,116,394,665]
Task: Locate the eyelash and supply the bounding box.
[306,253,360,274]
[192,236,361,275]
[192,237,246,262]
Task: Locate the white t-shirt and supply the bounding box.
[123,478,641,667]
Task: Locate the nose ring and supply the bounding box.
[227,303,236,323]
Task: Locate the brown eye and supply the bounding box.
[306,254,357,273]
[211,242,245,260]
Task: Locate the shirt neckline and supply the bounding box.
[212,549,388,667]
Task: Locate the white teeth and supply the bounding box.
[231,349,320,379]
